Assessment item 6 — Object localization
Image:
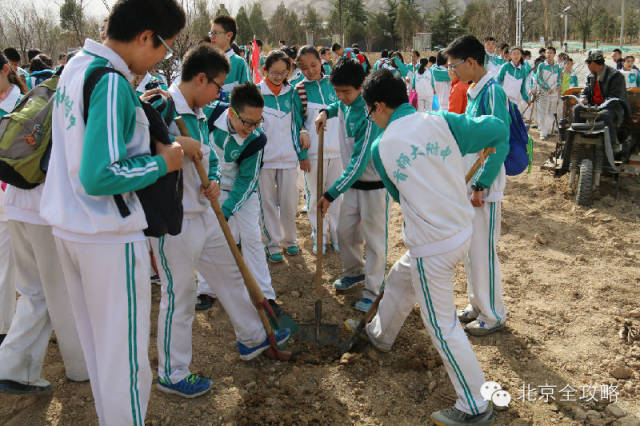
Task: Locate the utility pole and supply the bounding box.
[339,0,344,46]
[620,0,625,48]
[516,0,522,46]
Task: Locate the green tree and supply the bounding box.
[624,8,639,44]
[429,0,461,48]
[249,4,269,42]
[191,0,212,40]
[367,12,395,51]
[384,0,400,50]
[394,0,421,51]
[594,7,617,43]
[60,0,84,45]
[567,0,600,49]
[303,5,323,40]
[235,6,253,45]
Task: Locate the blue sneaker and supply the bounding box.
[267,252,284,263]
[354,298,373,312]
[285,245,300,256]
[157,374,211,398]
[237,328,291,361]
[331,241,340,253]
[333,275,365,292]
[0,379,51,394]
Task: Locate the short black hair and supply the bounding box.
[485,37,495,42]
[107,0,185,47]
[523,50,531,57]
[381,50,388,58]
[331,43,341,52]
[296,45,320,62]
[264,50,290,71]
[230,82,264,113]
[624,55,635,61]
[539,47,546,55]
[413,50,420,57]
[279,40,286,45]
[283,46,298,60]
[3,48,20,63]
[546,46,556,53]
[30,54,53,71]
[444,35,484,65]
[428,56,436,64]
[27,49,42,62]
[213,15,237,43]
[181,45,230,82]
[255,39,263,48]
[614,48,622,54]
[436,50,448,66]
[362,69,408,109]
[330,56,366,89]
[320,47,330,55]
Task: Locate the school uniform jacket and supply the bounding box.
[221,49,250,103]
[259,81,305,169]
[497,61,530,103]
[536,60,562,92]
[371,103,509,257]
[135,72,168,96]
[0,84,22,117]
[620,69,640,88]
[292,76,341,160]
[323,94,383,202]
[463,73,511,202]
[209,110,264,220]
[41,39,168,243]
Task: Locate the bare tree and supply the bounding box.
[567,0,599,49]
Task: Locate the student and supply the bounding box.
[535,46,561,140]
[320,48,333,76]
[414,58,434,112]
[348,68,508,425]
[2,48,30,88]
[612,48,624,70]
[448,66,470,114]
[483,37,500,76]
[40,0,186,422]
[284,46,304,87]
[620,56,640,88]
[373,50,389,71]
[0,53,88,396]
[446,35,511,337]
[315,57,387,313]
[496,47,530,112]
[0,52,26,347]
[153,47,290,399]
[432,50,452,111]
[258,50,308,262]
[331,43,357,62]
[293,45,343,254]
[428,55,437,67]
[209,14,250,102]
[279,40,286,49]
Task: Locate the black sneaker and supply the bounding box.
[431,405,494,425]
[195,294,216,311]
[0,334,6,346]
[0,379,52,395]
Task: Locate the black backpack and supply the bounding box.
[83,67,183,237]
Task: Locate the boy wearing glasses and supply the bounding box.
[198,82,279,309]
[209,15,250,103]
[40,0,186,423]
[315,58,387,313]
[150,46,288,399]
[445,35,511,338]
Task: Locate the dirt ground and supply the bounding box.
[1,128,639,425]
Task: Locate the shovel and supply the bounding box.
[340,147,494,355]
[298,128,340,346]
[175,117,293,360]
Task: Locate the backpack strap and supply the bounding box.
[207,102,230,133]
[295,81,307,120]
[236,133,266,165]
[82,66,131,219]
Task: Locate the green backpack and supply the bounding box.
[0,76,58,189]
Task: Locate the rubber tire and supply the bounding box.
[576,158,593,206]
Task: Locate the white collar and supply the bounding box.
[467,72,494,99]
[225,49,235,59]
[82,38,134,82]
[0,84,21,113]
[168,83,205,120]
[136,72,153,93]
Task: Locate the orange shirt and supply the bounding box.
[266,78,283,96]
[448,78,470,114]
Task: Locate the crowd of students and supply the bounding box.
[0,0,602,424]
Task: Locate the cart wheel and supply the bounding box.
[576,158,593,206]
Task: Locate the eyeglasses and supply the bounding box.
[268,70,289,78]
[366,105,376,120]
[208,31,227,38]
[156,34,174,60]
[209,78,223,93]
[448,59,465,70]
[231,107,264,129]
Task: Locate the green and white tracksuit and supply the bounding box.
[484,51,502,76]
[152,84,267,385]
[431,65,451,111]
[462,73,511,330]
[621,69,640,88]
[535,60,562,138]
[367,103,509,416]
[292,77,343,244]
[414,69,435,112]
[41,39,168,425]
[258,81,305,255]
[17,67,31,90]
[220,49,250,103]
[135,72,168,96]
[325,94,387,301]
[322,60,332,77]
[289,69,305,88]
[497,61,530,112]
[0,86,20,333]
[197,108,276,301]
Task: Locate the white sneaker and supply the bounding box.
[456,305,479,323]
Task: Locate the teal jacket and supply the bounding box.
[497,61,530,102]
[221,50,250,103]
[324,94,383,201]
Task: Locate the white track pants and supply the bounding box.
[0,222,86,385]
[0,221,15,334]
[198,192,275,300]
[536,92,558,138]
[463,202,507,327]
[417,96,433,112]
[305,158,342,244]
[366,243,489,416]
[55,237,150,426]
[258,168,298,255]
[152,211,265,384]
[338,188,389,300]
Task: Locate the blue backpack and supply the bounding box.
[480,81,533,176]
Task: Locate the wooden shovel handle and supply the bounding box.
[465,148,492,184]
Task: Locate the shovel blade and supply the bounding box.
[268,312,299,337]
[297,323,340,346]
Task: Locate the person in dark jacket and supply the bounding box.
[573,50,629,153]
